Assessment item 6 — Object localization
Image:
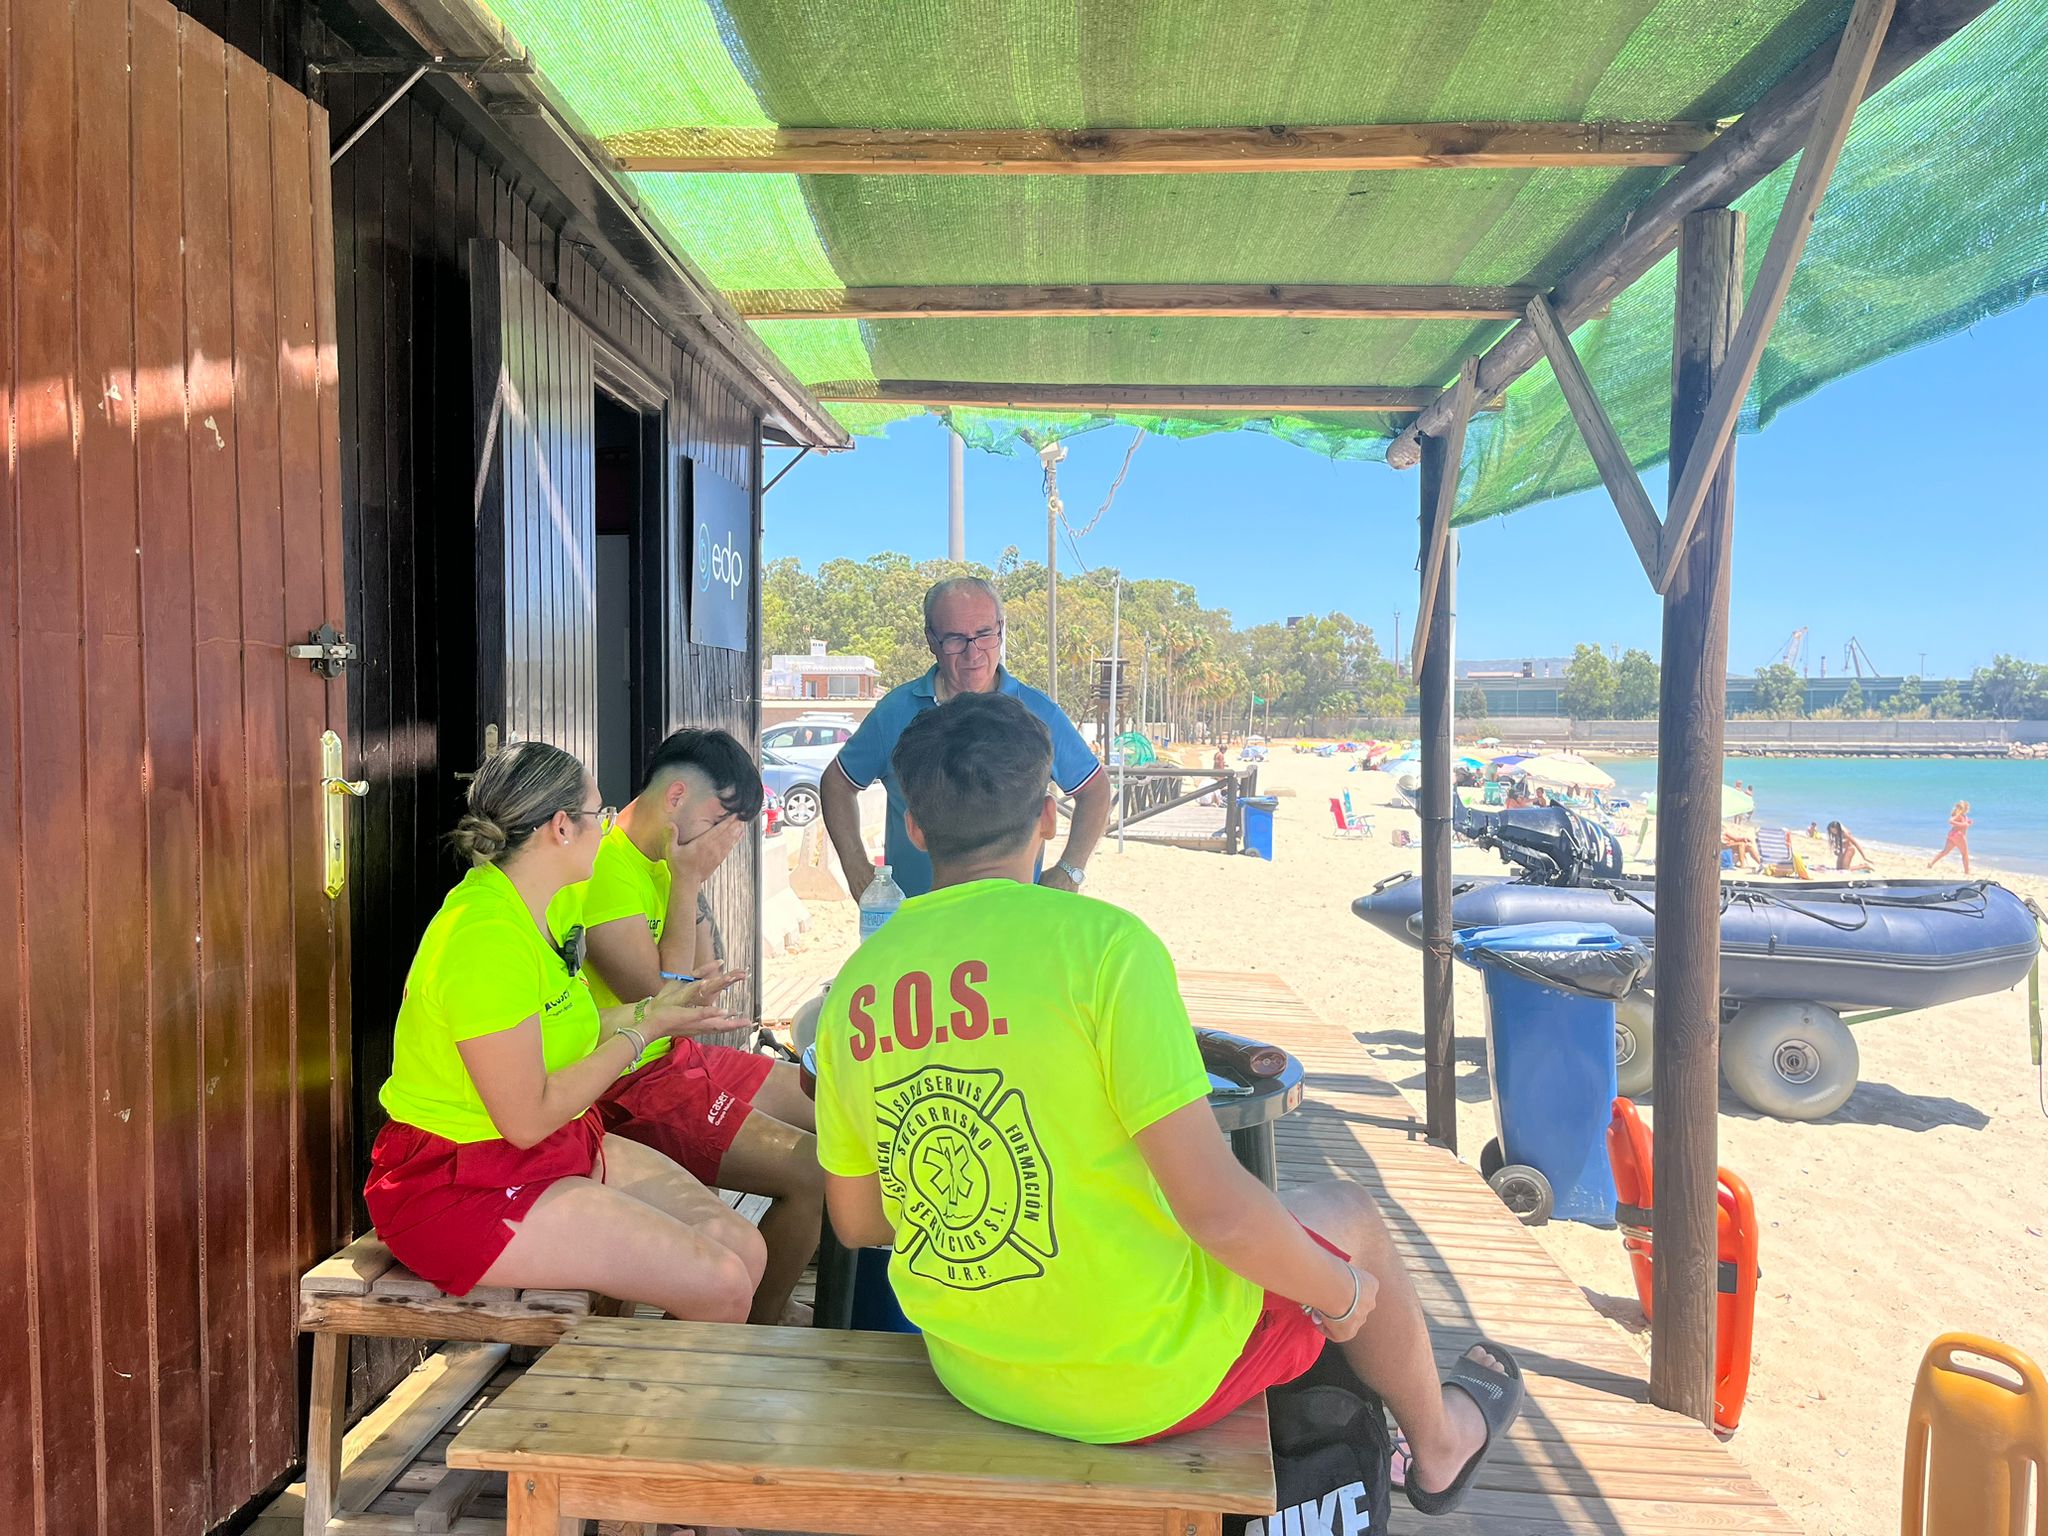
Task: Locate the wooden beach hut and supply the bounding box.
[2,0,2042,1531]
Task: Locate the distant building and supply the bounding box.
[765,640,881,702]
[1458,656,1572,680]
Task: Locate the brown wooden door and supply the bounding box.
[471,239,599,767]
[0,3,350,1532]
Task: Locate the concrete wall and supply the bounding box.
[1322,716,2047,752]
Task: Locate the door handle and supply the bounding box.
[320,730,365,898]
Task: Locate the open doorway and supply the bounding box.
[594,388,664,807]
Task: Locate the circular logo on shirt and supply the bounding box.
[874,1066,1055,1290]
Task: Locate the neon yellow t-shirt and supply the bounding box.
[379,862,600,1144]
[814,879,1260,1444]
[548,822,673,1066]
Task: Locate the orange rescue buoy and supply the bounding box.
[1605,1097,1759,1434]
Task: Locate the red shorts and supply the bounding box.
[1138,1227,1351,1441]
[363,1109,605,1296]
[597,1040,777,1186]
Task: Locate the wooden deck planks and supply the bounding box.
[1176,971,1799,1534]
[758,953,841,1027]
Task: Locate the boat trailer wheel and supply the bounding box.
[1771,1038,1822,1086]
[1613,992,1656,1100]
[1721,1001,1860,1121]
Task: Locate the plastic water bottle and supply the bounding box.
[859,863,904,942]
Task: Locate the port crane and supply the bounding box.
[1763,626,1808,672]
[1843,636,1881,678]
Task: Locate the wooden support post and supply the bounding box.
[1417,435,1459,1151]
[1650,207,1745,1427]
[303,1331,348,1534]
[504,1470,573,1536]
[1409,357,1477,681]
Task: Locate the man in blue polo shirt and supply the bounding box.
[821,576,1109,899]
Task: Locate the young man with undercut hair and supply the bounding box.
[552,726,819,1325]
[813,693,1520,1511]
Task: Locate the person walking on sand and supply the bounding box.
[1928,801,1972,873]
[1827,820,1873,872]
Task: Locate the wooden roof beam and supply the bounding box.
[606,121,1719,175]
[812,381,1475,413]
[1386,0,2001,470]
[734,283,1539,320]
[1524,294,1665,583]
[1653,0,1895,591]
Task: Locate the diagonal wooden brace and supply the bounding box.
[1410,356,1478,682]
[1525,293,1665,584]
[1653,0,1896,590]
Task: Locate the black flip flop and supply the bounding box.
[1402,1341,1525,1516]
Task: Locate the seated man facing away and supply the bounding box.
[551,727,820,1326]
[814,693,1522,1514]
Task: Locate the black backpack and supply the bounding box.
[1227,1342,1393,1536]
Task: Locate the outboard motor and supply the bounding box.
[1455,803,1622,887]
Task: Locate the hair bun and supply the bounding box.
[449,813,509,863]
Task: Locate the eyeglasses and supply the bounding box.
[934,624,1004,657]
[564,806,617,833]
[556,923,586,977]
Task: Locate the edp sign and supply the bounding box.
[689,460,751,652]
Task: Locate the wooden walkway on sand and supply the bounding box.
[1180,970,1797,1535]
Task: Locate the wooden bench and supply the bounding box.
[448,1315,1277,1535]
[298,1231,619,1536]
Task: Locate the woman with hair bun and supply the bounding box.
[365,740,767,1320]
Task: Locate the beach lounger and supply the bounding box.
[1754,826,1812,879]
[1329,796,1373,838]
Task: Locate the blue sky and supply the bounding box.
[762,299,2048,681]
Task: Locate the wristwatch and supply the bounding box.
[1054,858,1087,888]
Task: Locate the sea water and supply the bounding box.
[1602,755,2048,874]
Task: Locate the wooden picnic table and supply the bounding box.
[447,1315,1275,1535]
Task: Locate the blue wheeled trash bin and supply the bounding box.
[1452,921,1651,1227]
[1237,795,1278,859]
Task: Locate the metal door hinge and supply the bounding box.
[289,623,359,679]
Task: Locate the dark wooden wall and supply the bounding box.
[0,4,350,1532]
[319,62,767,1146]
[471,239,601,772]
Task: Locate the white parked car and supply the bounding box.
[760,714,858,773]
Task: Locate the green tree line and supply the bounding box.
[1742,655,2048,720]
[762,552,1409,736]
[1558,645,2048,720]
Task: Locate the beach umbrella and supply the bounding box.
[1517,751,1616,790]
[1490,752,1533,768]
[1477,737,1501,748]
[1643,784,1754,819]
[1456,754,1488,771]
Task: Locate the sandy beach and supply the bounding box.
[773,745,2047,1536]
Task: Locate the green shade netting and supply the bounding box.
[487,0,2048,517]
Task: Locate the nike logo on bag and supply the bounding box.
[1246,1481,1373,1536]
